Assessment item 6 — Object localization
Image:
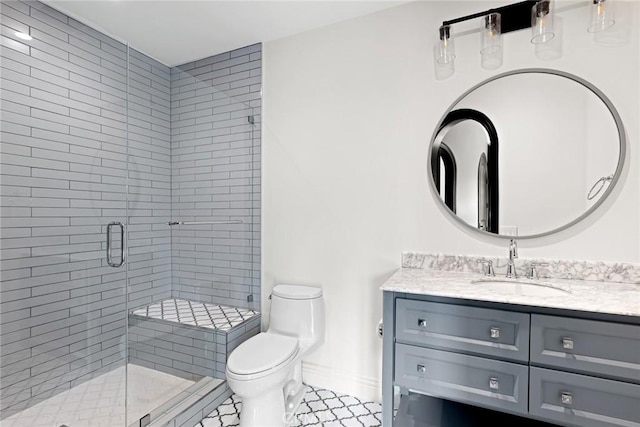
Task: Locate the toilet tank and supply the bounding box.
[268,284,325,348]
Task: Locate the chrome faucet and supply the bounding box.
[506,239,518,278]
[476,259,495,277]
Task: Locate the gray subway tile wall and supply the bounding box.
[0,0,261,419]
[170,45,261,310]
[1,0,135,416]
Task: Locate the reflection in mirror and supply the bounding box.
[478,153,489,231]
[429,70,624,238]
[435,143,456,211]
[432,109,499,233]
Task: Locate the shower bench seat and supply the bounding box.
[128,299,260,381]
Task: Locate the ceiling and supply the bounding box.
[44,0,405,67]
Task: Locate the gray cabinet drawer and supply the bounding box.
[395,344,528,415]
[531,314,640,382]
[396,299,529,362]
[530,367,640,427]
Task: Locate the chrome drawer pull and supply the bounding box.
[489,377,500,390]
[490,327,500,339]
[417,364,426,373]
[562,337,574,350]
[418,319,427,328]
[561,392,573,405]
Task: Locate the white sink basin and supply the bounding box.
[471,279,569,297]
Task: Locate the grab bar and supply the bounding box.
[106,222,126,267]
[167,220,243,226]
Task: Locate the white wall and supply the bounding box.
[262,0,639,401]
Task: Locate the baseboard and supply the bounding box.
[301,361,381,403]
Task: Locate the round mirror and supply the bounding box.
[429,69,625,239]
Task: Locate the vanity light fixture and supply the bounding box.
[588,0,615,32]
[434,0,552,79]
[14,31,32,41]
[434,0,617,78]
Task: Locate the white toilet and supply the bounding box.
[226,284,325,427]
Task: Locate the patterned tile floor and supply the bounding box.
[131,299,258,331]
[196,386,382,427]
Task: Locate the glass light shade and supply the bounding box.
[588,0,615,33]
[481,13,503,70]
[434,25,455,80]
[436,25,455,65]
[531,0,555,44]
[434,43,455,80]
[535,16,563,60]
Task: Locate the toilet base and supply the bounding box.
[240,387,286,427]
[284,362,305,415]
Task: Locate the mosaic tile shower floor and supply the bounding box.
[196,386,382,427]
[1,365,194,427]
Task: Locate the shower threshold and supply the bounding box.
[131,376,224,427]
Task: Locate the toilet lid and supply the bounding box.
[272,284,322,300]
[227,333,299,376]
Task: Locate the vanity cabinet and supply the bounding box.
[383,292,640,427]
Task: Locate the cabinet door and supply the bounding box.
[395,344,529,415]
[530,367,640,427]
[531,314,640,382]
[396,299,530,361]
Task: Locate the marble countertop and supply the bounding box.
[381,268,640,318]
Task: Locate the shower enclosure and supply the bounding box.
[0,1,261,425]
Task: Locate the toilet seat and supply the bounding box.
[227,333,299,380]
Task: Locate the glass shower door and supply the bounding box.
[0,6,130,424]
[123,45,261,426]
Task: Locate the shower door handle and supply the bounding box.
[106,221,126,267]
